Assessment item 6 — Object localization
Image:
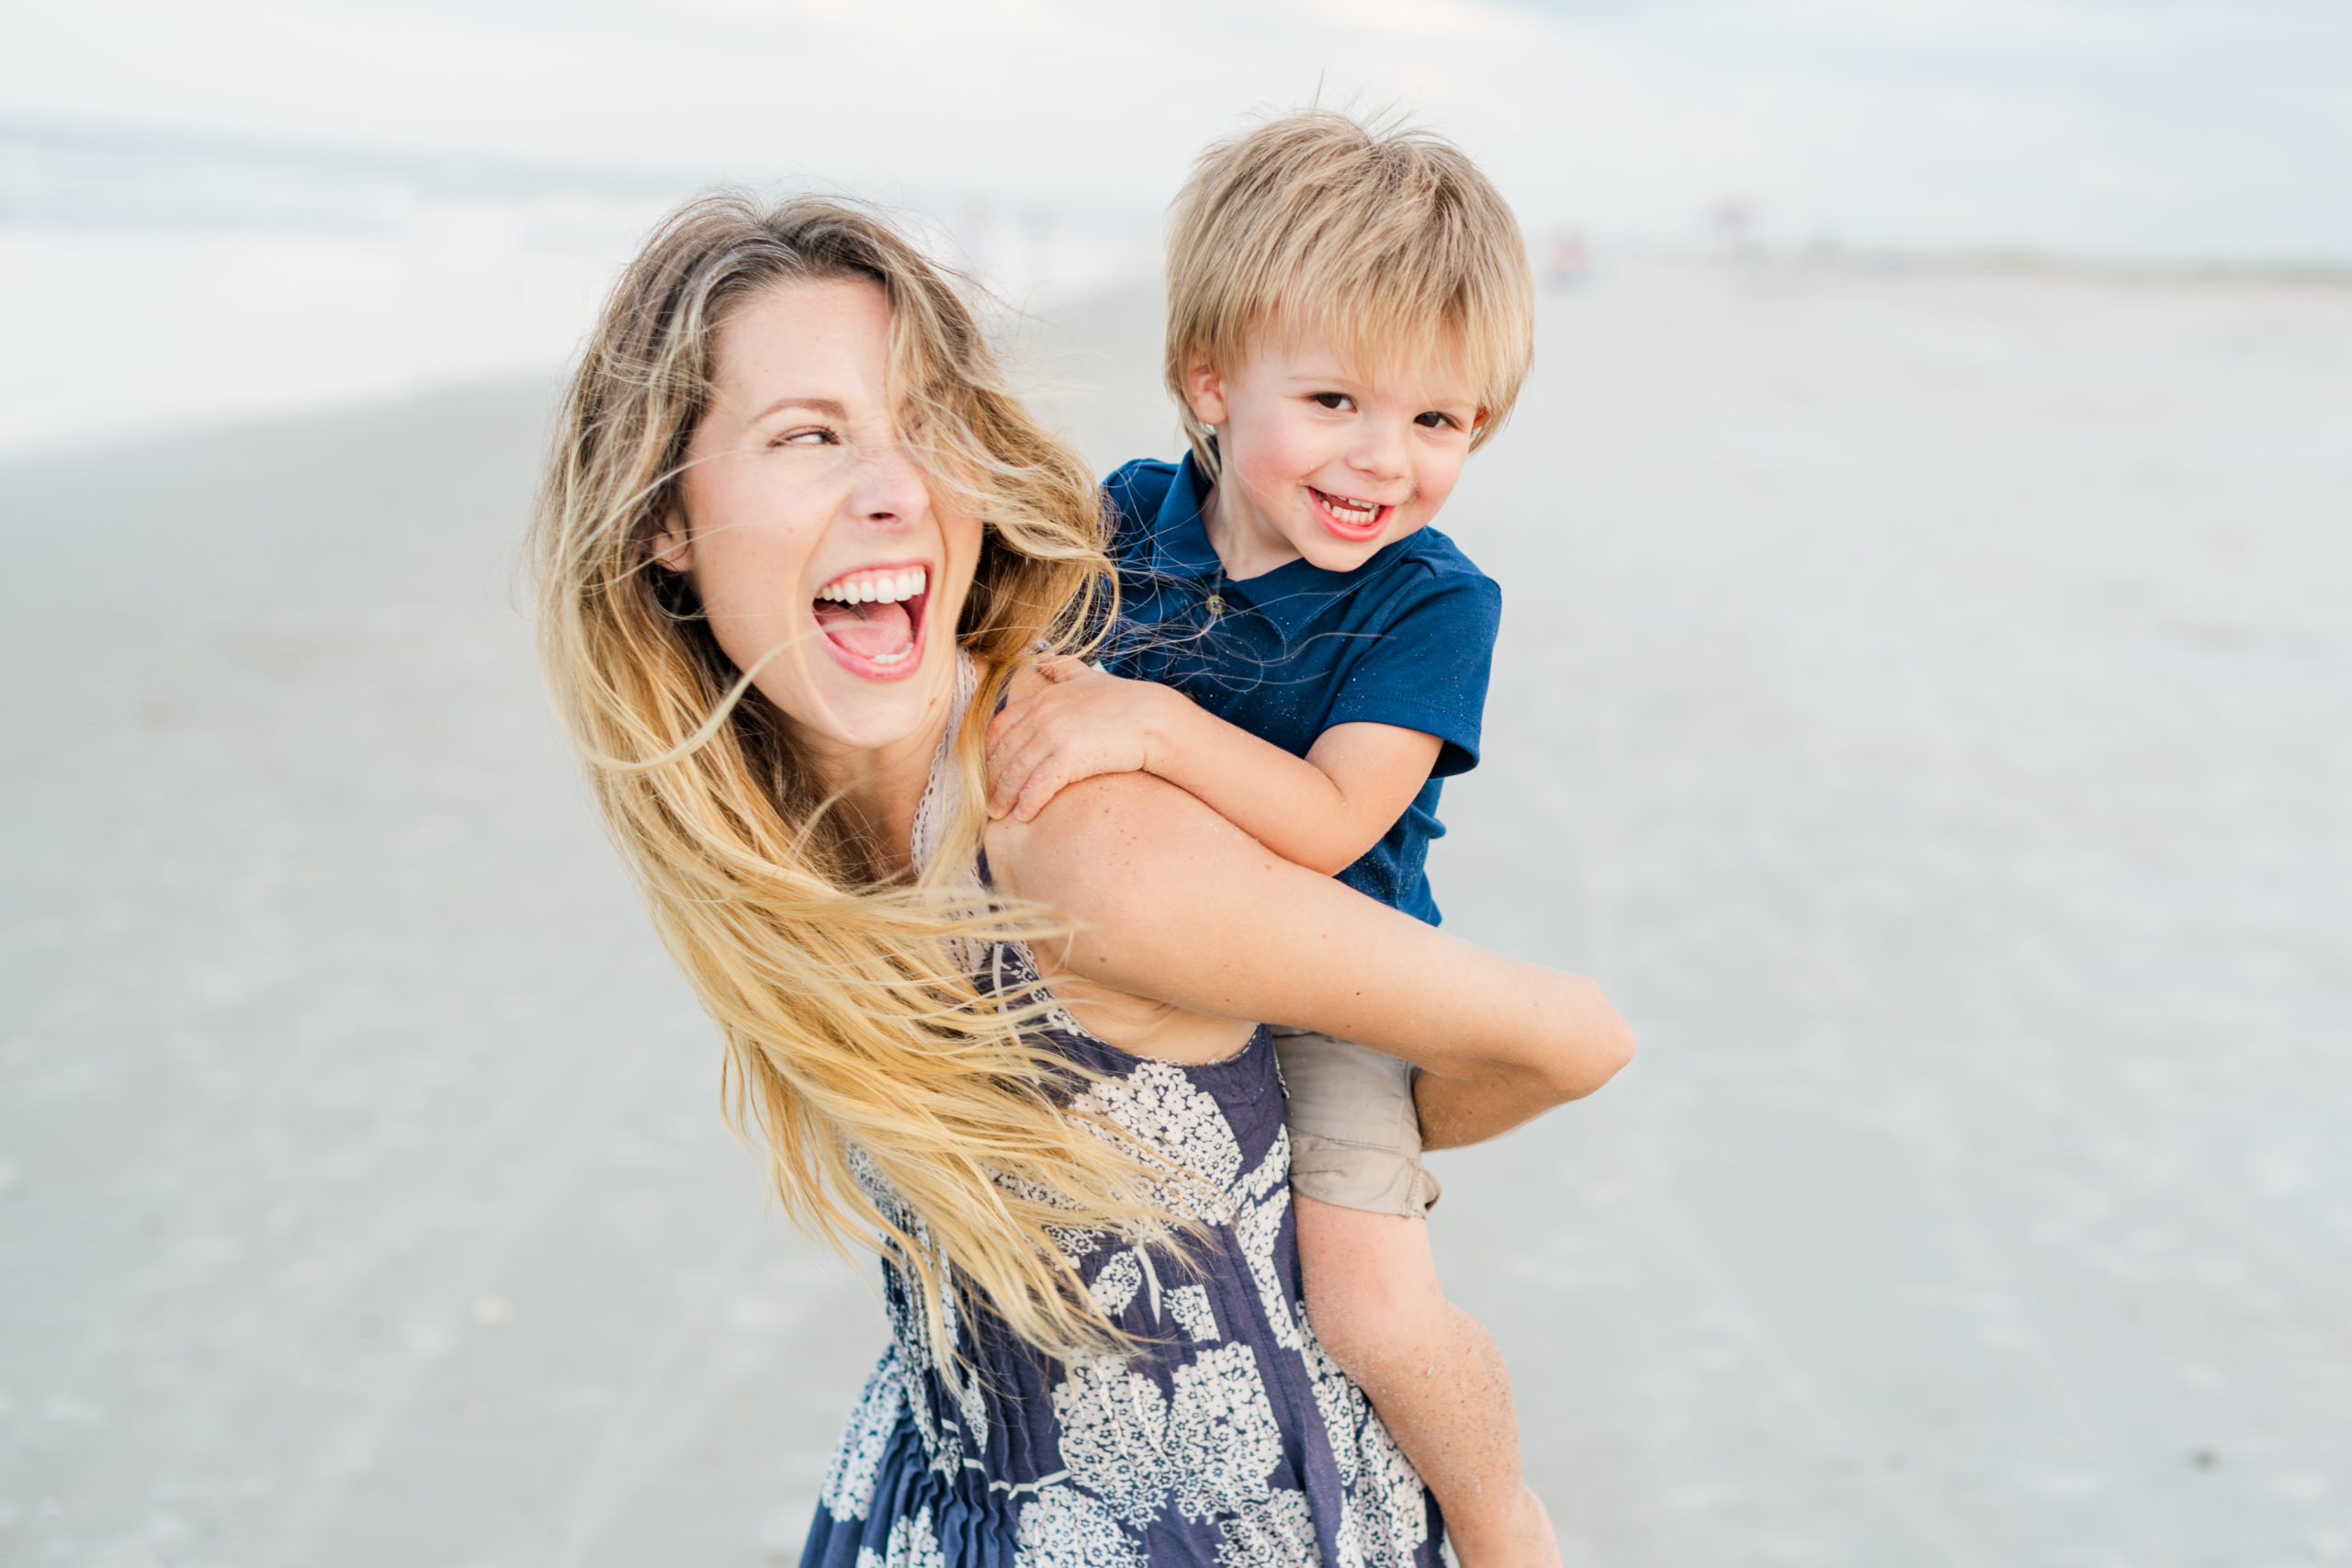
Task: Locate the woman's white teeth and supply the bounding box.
[817,566,927,604]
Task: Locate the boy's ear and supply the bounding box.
[1182,356,1230,428]
[648,508,692,573]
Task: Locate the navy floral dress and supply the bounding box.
[797,942,1448,1568]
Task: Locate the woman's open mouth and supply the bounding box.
[811,563,931,680]
[1309,486,1393,542]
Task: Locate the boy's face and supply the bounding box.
[1186,327,1482,576]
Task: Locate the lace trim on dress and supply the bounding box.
[909,650,1092,1040]
[909,648,982,880]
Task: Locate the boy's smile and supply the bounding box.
[1185,329,1482,580]
[1309,485,1392,541]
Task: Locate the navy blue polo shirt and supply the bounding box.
[1102,456,1501,926]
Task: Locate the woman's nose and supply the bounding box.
[850,440,930,527]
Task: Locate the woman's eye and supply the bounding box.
[775,426,838,447]
[1309,392,1354,412]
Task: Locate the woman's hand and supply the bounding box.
[985,658,1190,822]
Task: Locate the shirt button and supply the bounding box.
[1204,594,1225,617]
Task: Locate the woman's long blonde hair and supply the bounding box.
[530,192,1176,1361]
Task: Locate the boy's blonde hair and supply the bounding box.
[1165,108,1535,477]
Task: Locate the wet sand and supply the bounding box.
[3,258,2347,1565]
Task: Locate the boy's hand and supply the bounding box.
[985,658,1189,822]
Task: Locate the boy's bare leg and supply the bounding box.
[1295,1194,1559,1568]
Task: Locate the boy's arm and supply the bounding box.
[985,658,1441,876]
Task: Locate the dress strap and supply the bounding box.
[908,649,982,878]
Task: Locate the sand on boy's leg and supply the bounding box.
[1278,1028,1557,1565]
[1295,1196,1557,1568]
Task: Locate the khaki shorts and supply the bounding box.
[1271,1028,1442,1219]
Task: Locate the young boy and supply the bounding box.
[986,112,1558,1566]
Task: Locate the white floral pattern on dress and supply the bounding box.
[1090,1248,1146,1318]
[1234,1139,1307,1354]
[1051,1354,1180,1526]
[855,1505,948,1568]
[814,1026,1443,1568]
[1165,1343,1286,1520]
[1216,1486,1319,1568]
[1069,1058,1245,1223]
[1015,1483,1146,1568]
[821,1352,907,1522]
[1168,1284,1219,1343]
[1046,1337,1292,1549]
[1025,1071,1435,1568]
[846,1143,980,1475]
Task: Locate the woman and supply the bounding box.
[531,194,1632,1568]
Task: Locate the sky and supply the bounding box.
[6,0,2351,262]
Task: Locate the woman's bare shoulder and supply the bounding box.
[985,770,1276,920]
[983,770,1419,1036]
[983,773,1270,1064]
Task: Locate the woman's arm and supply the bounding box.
[987,772,1633,1142]
[985,659,1443,876]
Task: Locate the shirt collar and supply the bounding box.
[1148,453,1225,577]
[1147,453,1414,638]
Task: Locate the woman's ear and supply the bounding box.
[648,510,692,573]
[1183,356,1229,428]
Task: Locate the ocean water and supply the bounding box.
[0,126,1154,458]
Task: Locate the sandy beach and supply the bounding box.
[4,257,2348,1566]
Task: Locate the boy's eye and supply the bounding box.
[1309,392,1354,412]
[1415,411,1462,431]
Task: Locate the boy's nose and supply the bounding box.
[1347,420,1409,480]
